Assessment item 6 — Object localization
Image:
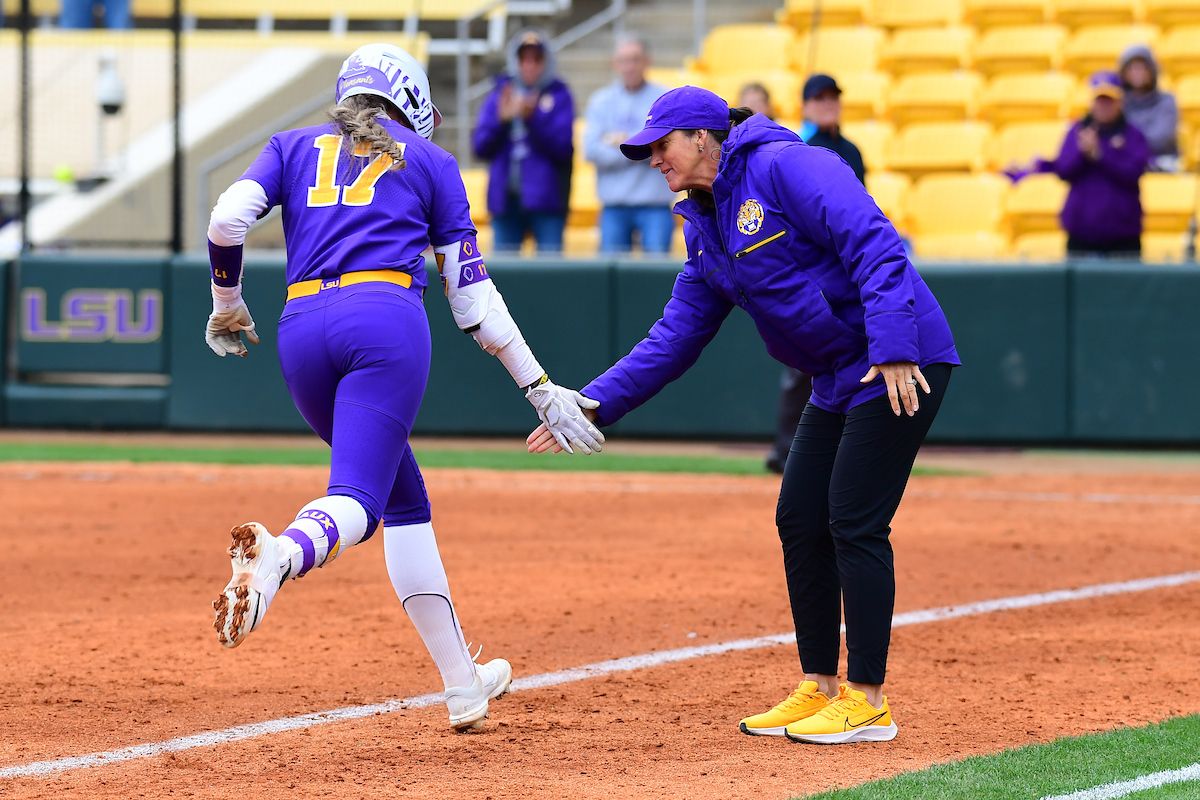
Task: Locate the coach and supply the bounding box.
[529,86,959,743]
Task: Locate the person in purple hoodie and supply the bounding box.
[528,87,960,744]
[1022,71,1151,258]
[473,30,574,253]
[203,43,602,732]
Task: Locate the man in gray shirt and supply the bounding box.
[584,36,677,253]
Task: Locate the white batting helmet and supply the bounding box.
[335,43,442,140]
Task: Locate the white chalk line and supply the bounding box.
[1039,762,1200,799]
[3,569,1198,780]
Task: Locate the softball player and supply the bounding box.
[529,87,959,744]
[205,43,603,731]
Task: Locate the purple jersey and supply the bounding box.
[240,118,474,288]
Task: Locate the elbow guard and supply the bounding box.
[434,236,518,354]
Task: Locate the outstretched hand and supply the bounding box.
[525,381,604,455]
[527,406,598,454]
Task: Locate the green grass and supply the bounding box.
[798,715,1200,800]
[0,440,966,476]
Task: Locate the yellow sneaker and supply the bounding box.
[739,681,833,737]
[784,684,898,744]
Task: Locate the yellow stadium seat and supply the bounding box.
[563,225,601,258]
[964,0,1051,27]
[842,120,895,171]
[1159,26,1200,77]
[705,71,804,121]
[880,26,975,75]
[569,163,600,228]
[690,24,799,73]
[1141,173,1199,232]
[1179,76,1200,126]
[889,71,983,124]
[1144,0,1200,28]
[865,170,912,226]
[908,172,1013,258]
[838,71,892,121]
[1142,232,1192,261]
[795,26,888,74]
[778,0,875,28]
[1054,0,1143,28]
[980,72,1077,123]
[973,25,1067,74]
[461,168,490,226]
[874,0,963,27]
[1012,230,1067,258]
[1062,25,1159,77]
[990,121,1069,168]
[1007,173,1068,234]
[888,121,993,176]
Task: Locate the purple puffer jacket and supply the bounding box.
[472,75,574,216]
[583,115,960,424]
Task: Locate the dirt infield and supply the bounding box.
[3,457,1200,799]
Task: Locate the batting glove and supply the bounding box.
[205,283,260,358]
[525,378,605,455]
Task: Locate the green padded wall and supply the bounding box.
[922,265,1070,442]
[166,256,306,432]
[15,254,168,374]
[1072,264,1200,442]
[607,261,780,437]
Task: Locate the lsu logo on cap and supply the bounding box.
[737,198,765,235]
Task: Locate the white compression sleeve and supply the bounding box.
[208,179,269,247]
[433,239,545,388]
[383,522,476,690]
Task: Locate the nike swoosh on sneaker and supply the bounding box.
[844,712,887,730]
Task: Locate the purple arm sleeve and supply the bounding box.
[1094,128,1151,188]
[209,241,243,287]
[772,147,918,366]
[582,253,734,427]
[429,154,477,247]
[525,84,575,165]
[1040,124,1089,181]
[472,83,511,160]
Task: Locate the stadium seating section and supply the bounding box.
[546,0,1200,259]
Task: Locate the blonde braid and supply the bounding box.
[328,95,407,170]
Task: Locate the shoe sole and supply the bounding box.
[785,723,898,745]
[212,524,264,649]
[450,662,513,733]
[739,722,787,737]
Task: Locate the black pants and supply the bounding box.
[1066,234,1141,259]
[775,363,953,685]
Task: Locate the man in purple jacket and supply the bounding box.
[528,87,960,744]
[1035,71,1151,258]
[473,30,574,253]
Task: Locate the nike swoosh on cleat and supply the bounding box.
[844,712,886,731]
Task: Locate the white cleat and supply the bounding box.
[445,657,513,732]
[212,522,290,649]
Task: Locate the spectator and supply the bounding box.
[1118,44,1179,172]
[60,0,131,28]
[584,35,676,254]
[474,30,574,253]
[1017,72,1150,258]
[797,74,865,185]
[738,82,775,120]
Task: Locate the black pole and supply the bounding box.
[170,0,183,254]
[18,0,31,253]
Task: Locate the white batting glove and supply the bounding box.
[525,378,605,455]
[205,283,260,358]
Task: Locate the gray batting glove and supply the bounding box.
[205,284,260,358]
[525,380,605,455]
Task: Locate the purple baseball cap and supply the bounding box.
[620,86,731,161]
[1089,70,1123,99]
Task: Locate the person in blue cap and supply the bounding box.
[798,73,866,185]
[528,86,960,744]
